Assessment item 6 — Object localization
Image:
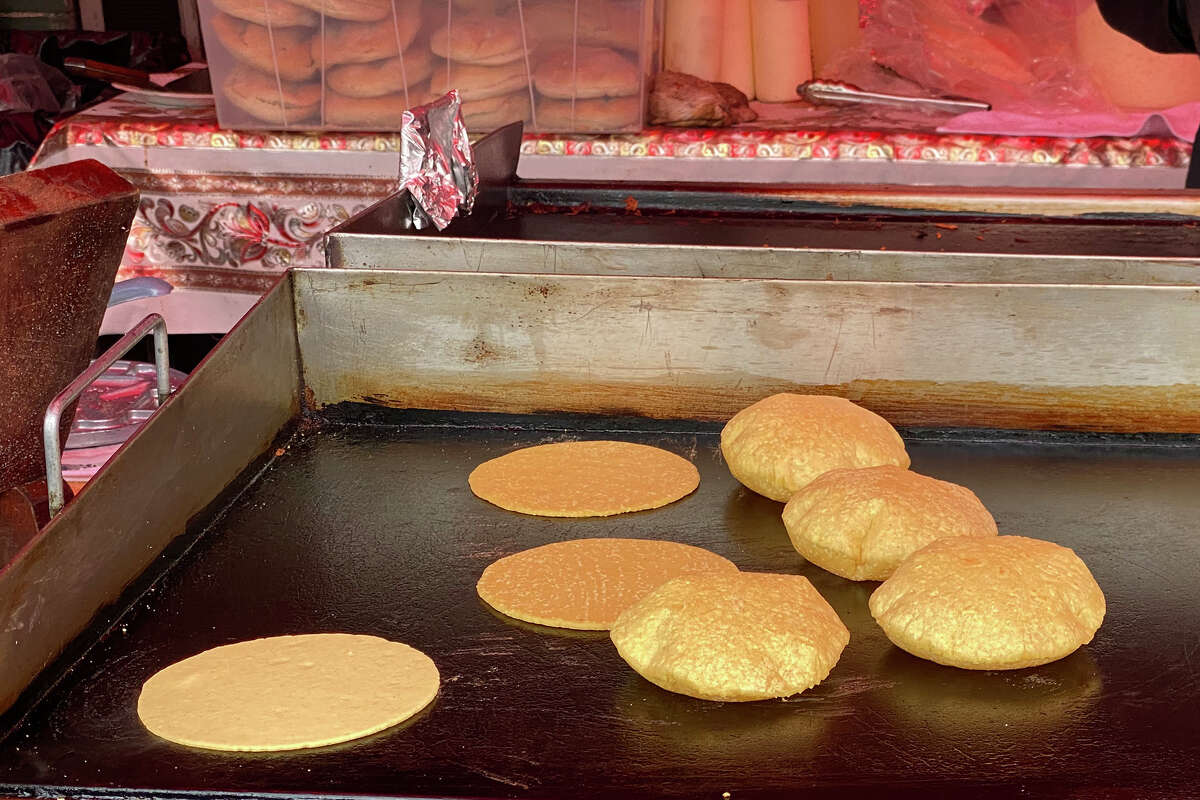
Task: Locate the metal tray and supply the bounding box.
[327,180,1200,286]
[0,268,1198,798]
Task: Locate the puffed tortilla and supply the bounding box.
[869,536,1106,670]
[610,572,850,701]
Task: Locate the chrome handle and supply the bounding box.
[797,79,992,114]
[108,277,173,307]
[44,314,171,517]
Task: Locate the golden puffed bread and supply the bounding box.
[535,96,640,131]
[211,0,317,28]
[315,3,422,67]
[326,49,436,98]
[477,538,738,630]
[782,465,998,581]
[212,13,318,81]
[869,535,1106,670]
[289,0,391,22]
[720,393,910,502]
[223,66,320,125]
[535,45,640,99]
[469,440,699,517]
[430,15,527,65]
[137,634,438,751]
[430,60,531,101]
[611,572,849,701]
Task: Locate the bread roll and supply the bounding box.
[524,0,644,51]
[430,59,531,101]
[463,90,533,131]
[212,13,318,81]
[223,65,320,125]
[315,5,421,67]
[430,15,526,65]
[288,0,391,22]
[535,95,641,130]
[324,90,412,127]
[326,48,436,98]
[211,0,317,29]
[535,45,639,99]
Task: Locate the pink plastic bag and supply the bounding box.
[858,0,1107,112]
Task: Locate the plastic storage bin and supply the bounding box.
[197,0,653,133]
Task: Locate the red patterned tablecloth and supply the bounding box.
[31,93,1191,332]
[523,127,1189,168]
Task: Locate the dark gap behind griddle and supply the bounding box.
[0,406,1198,799]
[435,182,1200,259]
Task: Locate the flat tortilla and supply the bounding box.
[477,538,739,630]
[137,633,439,751]
[469,440,700,517]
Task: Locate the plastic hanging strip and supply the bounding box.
[516,0,538,131]
[636,0,648,132]
[318,0,326,126]
[570,0,579,132]
[391,0,410,110]
[444,1,453,102]
[262,0,289,127]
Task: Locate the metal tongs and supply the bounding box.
[797,79,991,114]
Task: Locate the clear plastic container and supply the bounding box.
[61,359,189,492]
[197,0,654,133]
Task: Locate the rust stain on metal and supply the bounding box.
[463,337,501,364]
[526,284,560,299]
[0,161,138,494]
[344,379,1200,434]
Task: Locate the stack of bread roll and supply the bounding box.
[523,0,646,132]
[208,0,324,127]
[428,1,535,132]
[206,0,646,132]
[209,0,430,128]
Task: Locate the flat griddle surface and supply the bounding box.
[2,410,1199,799]
[435,185,1200,259]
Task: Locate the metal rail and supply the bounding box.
[43,314,171,517]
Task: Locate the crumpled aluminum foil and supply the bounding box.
[400,89,479,230]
